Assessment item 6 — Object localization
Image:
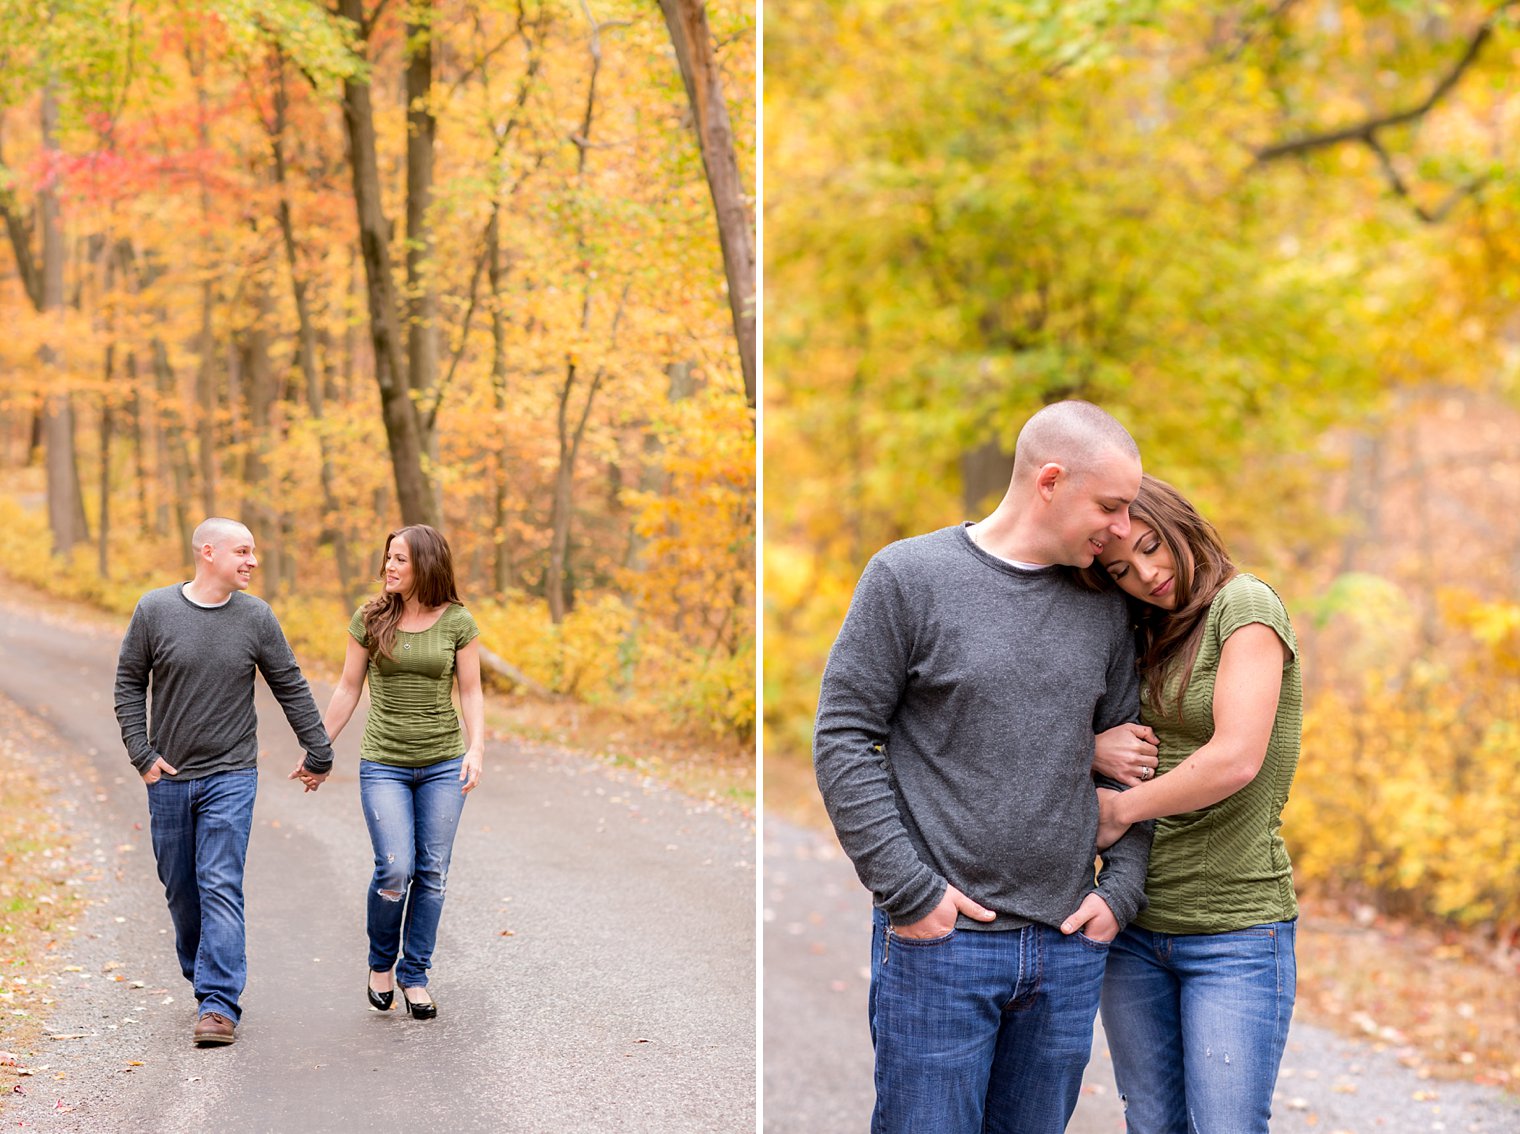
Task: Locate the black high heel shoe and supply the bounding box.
[399,986,437,1020]
[367,971,394,1012]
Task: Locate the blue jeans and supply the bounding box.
[1099,920,1297,1133]
[868,908,1110,1134]
[359,757,468,988]
[145,769,258,1023]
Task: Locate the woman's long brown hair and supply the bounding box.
[360,525,463,661]
[1081,475,1236,717]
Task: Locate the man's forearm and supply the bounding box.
[113,663,157,773]
[258,624,335,770]
[815,735,943,925]
[1094,819,1155,929]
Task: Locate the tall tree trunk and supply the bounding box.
[547,353,606,623]
[657,0,755,407]
[118,243,194,557]
[195,279,218,517]
[336,0,438,529]
[127,354,152,536]
[269,56,357,608]
[240,286,284,597]
[97,245,121,578]
[188,37,220,518]
[151,338,195,562]
[406,1,442,519]
[487,209,514,594]
[546,16,613,623]
[96,354,113,578]
[39,84,90,555]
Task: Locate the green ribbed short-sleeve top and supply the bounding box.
[1134,573,1303,935]
[348,603,480,767]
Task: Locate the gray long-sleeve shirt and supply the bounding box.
[814,524,1153,931]
[114,585,335,779]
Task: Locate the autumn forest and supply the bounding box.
[0,0,755,741]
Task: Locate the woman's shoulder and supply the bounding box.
[1215,572,1287,611]
[443,602,480,633]
[1209,573,1296,647]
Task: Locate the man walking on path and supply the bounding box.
[814,400,1156,1133]
[114,517,335,1048]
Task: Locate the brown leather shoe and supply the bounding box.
[193,1012,236,1046]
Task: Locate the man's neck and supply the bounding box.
[184,578,234,606]
[969,512,1054,567]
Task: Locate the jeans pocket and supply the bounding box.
[887,926,958,947]
[1074,931,1114,951]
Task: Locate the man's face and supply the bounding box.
[205,528,258,592]
[1048,451,1142,568]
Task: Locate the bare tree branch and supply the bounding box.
[1365,134,1490,224]
[1253,5,1512,163]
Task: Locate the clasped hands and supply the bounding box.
[288,762,329,793]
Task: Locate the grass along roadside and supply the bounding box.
[0,693,89,1098]
[767,746,1520,1095]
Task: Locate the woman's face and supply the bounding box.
[1097,521,1181,610]
[383,535,415,600]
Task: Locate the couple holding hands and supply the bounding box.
[113,518,482,1046]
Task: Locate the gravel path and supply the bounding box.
[763,819,1520,1133]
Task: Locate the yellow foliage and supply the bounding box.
[0,492,753,744]
[1289,598,1520,928]
[0,496,164,615]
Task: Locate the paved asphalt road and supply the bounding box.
[0,597,755,1133]
[763,819,1520,1134]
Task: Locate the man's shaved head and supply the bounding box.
[1012,400,1139,482]
[192,517,253,552]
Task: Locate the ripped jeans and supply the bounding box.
[1099,919,1296,1133]
[359,756,468,988]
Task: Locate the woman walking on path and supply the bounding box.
[299,524,485,1020]
[1087,475,1303,1133]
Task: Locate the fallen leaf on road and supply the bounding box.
[10,1084,23,1095]
[1412,1089,1439,1101]
[498,929,514,937]
[0,1051,16,1066]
